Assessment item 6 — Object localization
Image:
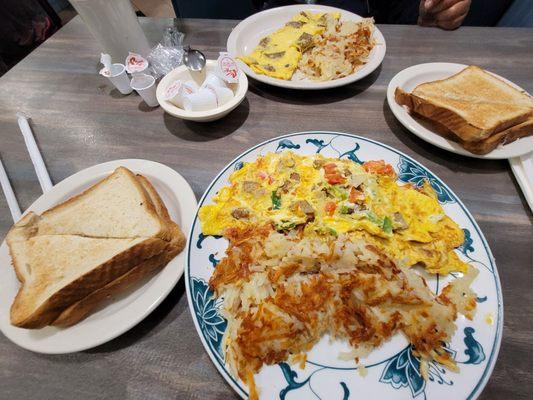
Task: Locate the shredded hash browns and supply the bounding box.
[209,225,477,399]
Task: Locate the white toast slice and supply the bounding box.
[37,167,172,240]
[51,174,186,327]
[5,168,186,329]
[395,66,533,142]
[52,222,185,327]
[7,212,168,328]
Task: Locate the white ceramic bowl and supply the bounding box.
[156,60,248,122]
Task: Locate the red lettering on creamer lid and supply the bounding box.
[99,67,111,77]
[165,80,183,99]
[216,52,239,83]
[125,52,148,73]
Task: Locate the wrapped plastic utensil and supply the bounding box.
[147,27,186,78]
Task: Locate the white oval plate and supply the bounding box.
[387,62,533,159]
[186,132,503,400]
[0,159,196,354]
[227,5,386,90]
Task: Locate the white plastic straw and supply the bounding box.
[0,157,21,222]
[16,113,53,193]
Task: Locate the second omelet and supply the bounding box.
[238,11,339,80]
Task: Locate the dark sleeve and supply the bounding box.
[374,0,420,25]
[464,0,513,26]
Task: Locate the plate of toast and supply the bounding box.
[0,159,196,353]
[388,63,533,159]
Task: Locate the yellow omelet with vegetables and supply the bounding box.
[238,11,339,80]
[199,152,468,274]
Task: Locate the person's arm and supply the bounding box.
[418,0,471,30]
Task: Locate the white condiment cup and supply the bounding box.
[201,72,227,89]
[104,63,133,95]
[184,79,200,92]
[164,80,198,108]
[130,73,158,107]
[205,83,234,107]
[183,88,217,112]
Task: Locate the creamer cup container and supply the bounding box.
[125,52,149,74]
[201,72,227,89]
[216,52,239,83]
[100,63,132,95]
[164,80,198,108]
[205,83,234,107]
[183,88,217,111]
[130,73,158,107]
[184,79,200,92]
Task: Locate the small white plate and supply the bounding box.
[0,159,196,354]
[387,62,533,159]
[156,60,248,122]
[227,5,386,90]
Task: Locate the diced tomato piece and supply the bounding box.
[363,160,395,176]
[324,201,337,216]
[323,163,346,184]
[349,187,365,203]
[326,174,345,185]
[256,171,273,184]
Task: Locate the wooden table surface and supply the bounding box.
[0,16,532,400]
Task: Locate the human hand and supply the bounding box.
[418,0,471,30]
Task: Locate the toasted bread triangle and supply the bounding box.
[52,223,185,327]
[37,167,172,240]
[414,113,533,155]
[6,167,185,329]
[395,66,533,142]
[51,174,186,327]
[8,226,167,328]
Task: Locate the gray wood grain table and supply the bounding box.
[0,16,532,400]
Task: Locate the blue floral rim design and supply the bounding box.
[185,131,503,400]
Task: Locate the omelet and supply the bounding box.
[199,152,468,274]
[238,11,340,80]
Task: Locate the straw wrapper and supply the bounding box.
[0,156,21,222]
[17,113,53,193]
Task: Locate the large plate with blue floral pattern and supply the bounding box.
[185,132,503,399]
